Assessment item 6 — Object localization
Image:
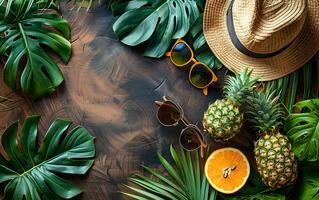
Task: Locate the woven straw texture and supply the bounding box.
[204,0,319,81]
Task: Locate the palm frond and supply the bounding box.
[316,53,319,97]
[265,54,319,113]
[0,0,56,16]
[122,145,217,200]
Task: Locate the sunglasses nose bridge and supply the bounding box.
[180,117,189,127]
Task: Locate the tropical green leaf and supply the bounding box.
[285,98,319,161]
[236,170,268,195]
[112,0,200,58]
[0,0,71,98]
[187,13,223,70]
[123,145,216,200]
[226,193,285,200]
[0,115,95,200]
[221,171,284,200]
[230,194,286,200]
[316,53,319,97]
[302,62,312,99]
[226,160,319,200]
[286,70,299,113]
[291,163,319,200]
[265,55,319,112]
[277,76,289,103]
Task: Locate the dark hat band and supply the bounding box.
[226,0,292,58]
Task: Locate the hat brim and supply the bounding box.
[203,0,319,81]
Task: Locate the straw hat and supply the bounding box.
[203,0,319,81]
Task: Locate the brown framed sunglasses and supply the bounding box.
[155,96,207,157]
[165,39,218,96]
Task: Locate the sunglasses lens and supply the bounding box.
[157,102,181,126]
[171,42,192,66]
[180,127,202,151]
[190,64,213,88]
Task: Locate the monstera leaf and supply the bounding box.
[112,0,200,57]
[0,0,71,98]
[285,98,319,161]
[187,13,223,70]
[291,162,319,200]
[0,116,95,200]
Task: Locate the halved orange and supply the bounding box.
[205,147,250,194]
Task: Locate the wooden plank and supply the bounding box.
[0,5,254,200]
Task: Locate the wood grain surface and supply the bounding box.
[0,3,255,199]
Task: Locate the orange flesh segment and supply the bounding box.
[205,148,250,194]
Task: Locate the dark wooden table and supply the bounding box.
[0,4,254,199]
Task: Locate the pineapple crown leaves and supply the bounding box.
[246,90,286,133]
[224,68,259,106]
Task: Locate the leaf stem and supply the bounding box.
[18,22,32,66]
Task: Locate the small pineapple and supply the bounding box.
[246,91,297,189]
[203,69,258,141]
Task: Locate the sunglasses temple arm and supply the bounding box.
[165,52,172,57]
[196,133,206,158]
[200,146,204,158]
[203,87,208,96]
[196,129,207,149]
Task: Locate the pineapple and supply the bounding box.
[202,69,258,141]
[246,91,298,189]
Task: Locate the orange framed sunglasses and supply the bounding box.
[165,39,218,95]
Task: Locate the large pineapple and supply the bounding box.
[203,69,258,141]
[246,91,298,189]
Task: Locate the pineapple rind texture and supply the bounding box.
[202,69,257,141]
[203,99,243,141]
[247,91,298,189]
[255,131,297,189]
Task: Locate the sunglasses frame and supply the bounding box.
[179,124,206,152]
[155,96,207,156]
[166,39,218,95]
[156,99,185,127]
